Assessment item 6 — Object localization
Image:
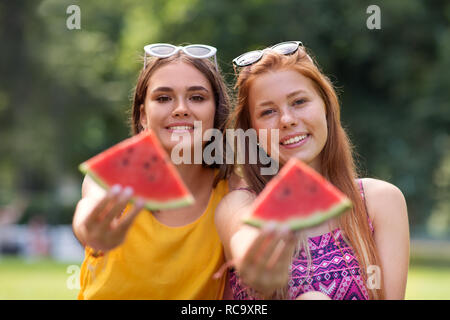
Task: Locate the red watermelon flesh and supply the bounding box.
[79,130,194,210]
[244,158,352,230]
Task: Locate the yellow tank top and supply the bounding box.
[78,179,228,300]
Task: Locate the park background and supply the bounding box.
[0,0,449,299]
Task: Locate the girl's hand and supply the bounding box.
[74,184,145,252]
[235,223,298,298]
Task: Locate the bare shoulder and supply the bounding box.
[216,189,256,219]
[360,178,408,225]
[360,178,406,204]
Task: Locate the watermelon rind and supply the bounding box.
[242,199,352,231]
[79,162,194,211]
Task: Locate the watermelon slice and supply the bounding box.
[79,130,194,210]
[243,158,352,230]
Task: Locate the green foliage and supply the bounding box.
[0,0,448,235]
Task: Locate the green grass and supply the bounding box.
[0,257,449,299]
[0,257,80,300]
[405,264,450,300]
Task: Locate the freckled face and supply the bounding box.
[140,61,215,153]
[248,69,328,171]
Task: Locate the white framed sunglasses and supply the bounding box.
[143,43,218,70]
[232,41,305,67]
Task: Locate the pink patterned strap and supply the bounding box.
[358,179,374,233]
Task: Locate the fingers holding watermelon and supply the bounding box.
[81,184,145,252]
[100,186,134,227]
[237,222,298,297]
[115,197,146,235]
[74,130,195,254]
[85,184,122,225]
[240,222,277,264]
[266,227,297,271]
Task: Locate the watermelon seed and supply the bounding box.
[282,188,291,197]
[143,162,150,169]
[152,155,158,163]
[122,158,129,166]
[127,147,134,153]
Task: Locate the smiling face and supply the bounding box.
[248,69,328,172]
[140,61,216,154]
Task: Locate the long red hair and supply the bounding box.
[228,48,384,299]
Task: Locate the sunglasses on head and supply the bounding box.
[143,43,218,70]
[232,41,306,67]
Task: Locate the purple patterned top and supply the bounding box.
[229,179,373,300]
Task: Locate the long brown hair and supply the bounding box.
[229,49,384,299]
[130,50,231,186]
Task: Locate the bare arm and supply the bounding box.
[72,175,145,251]
[215,190,259,263]
[363,178,410,299]
[73,175,105,238]
[215,190,297,297]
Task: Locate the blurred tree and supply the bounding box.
[0,0,448,235]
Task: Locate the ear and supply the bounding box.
[139,104,147,130]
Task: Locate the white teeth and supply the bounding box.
[282,134,307,145]
[169,126,193,130]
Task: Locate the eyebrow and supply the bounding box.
[257,89,307,107]
[151,87,172,93]
[151,86,209,93]
[257,101,275,108]
[286,89,307,99]
[187,86,209,93]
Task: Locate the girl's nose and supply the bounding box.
[172,100,190,117]
[280,108,298,129]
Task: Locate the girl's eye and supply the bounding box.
[261,109,274,117]
[293,98,307,106]
[156,96,171,103]
[190,95,205,102]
